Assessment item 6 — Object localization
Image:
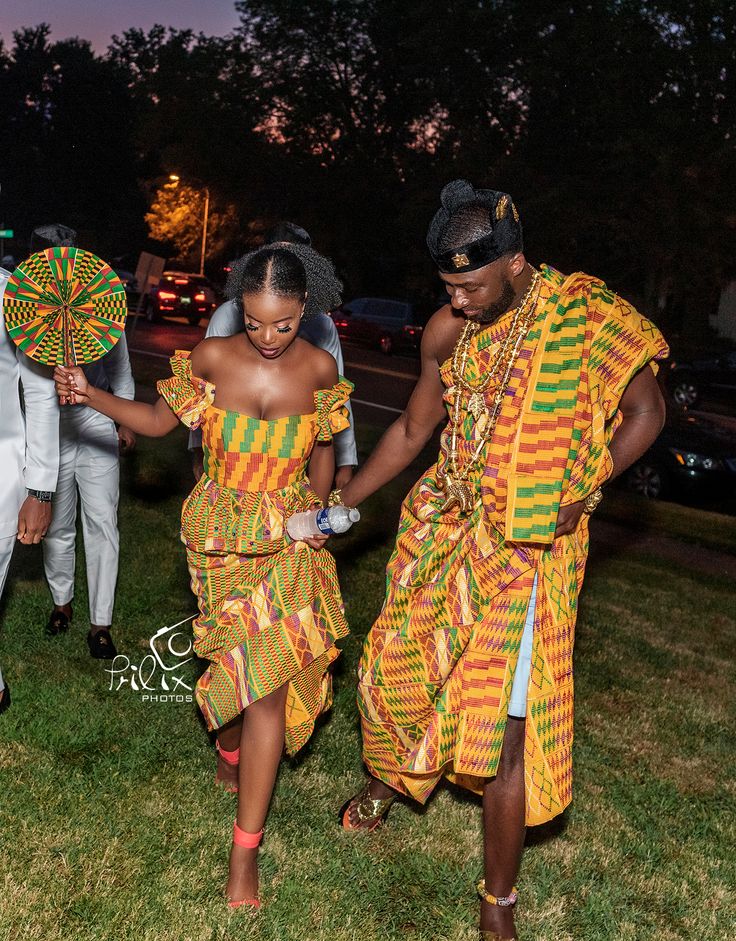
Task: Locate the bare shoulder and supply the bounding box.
[421,303,464,367]
[296,338,338,388]
[190,336,236,380]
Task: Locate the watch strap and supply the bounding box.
[27,489,54,503]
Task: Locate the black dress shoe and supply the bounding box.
[86,628,118,660]
[46,609,71,636]
[0,684,10,716]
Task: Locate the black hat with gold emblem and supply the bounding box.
[426,179,523,273]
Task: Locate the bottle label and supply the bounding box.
[315,508,335,535]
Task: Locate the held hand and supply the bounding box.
[17,496,51,544]
[54,366,90,405]
[554,499,586,538]
[334,464,356,490]
[118,426,137,453]
[302,534,329,550]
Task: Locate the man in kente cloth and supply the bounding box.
[336,180,668,940]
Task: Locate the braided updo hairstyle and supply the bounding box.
[226,243,342,321]
[226,247,307,308]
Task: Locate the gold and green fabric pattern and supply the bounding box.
[358,266,668,825]
[157,352,352,754]
[4,247,127,365]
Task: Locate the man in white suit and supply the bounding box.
[0,262,60,714]
[42,332,135,659]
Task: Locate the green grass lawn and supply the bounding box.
[1,405,735,940]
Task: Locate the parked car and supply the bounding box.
[332,297,428,355]
[626,410,736,502]
[146,272,218,325]
[663,350,736,408]
[112,268,138,297]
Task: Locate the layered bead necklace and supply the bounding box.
[439,268,542,514]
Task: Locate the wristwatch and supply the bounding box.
[27,489,54,503]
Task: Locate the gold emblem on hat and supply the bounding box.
[512,201,519,222]
[495,195,509,220]
[452,252,470,269]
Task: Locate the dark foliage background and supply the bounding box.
[0,1,734,339]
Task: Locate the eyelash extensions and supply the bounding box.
[245,323,293,334]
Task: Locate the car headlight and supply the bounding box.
[669,448,723,470]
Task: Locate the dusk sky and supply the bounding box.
[0,0,242,52]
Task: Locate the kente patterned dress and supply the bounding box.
[358,266,668,825]
[157,352,353,755]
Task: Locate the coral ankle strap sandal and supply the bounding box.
[227,823,263,910]
[215,740,240,793]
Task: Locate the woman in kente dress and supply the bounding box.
[54,247,352,908]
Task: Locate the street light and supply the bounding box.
[168,174,210,277]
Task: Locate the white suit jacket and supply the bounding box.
[188,300,358,467]
[60,331,136,433]
[0,267,60,537]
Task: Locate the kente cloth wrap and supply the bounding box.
[358,266,668,825]
[157,352,352,753]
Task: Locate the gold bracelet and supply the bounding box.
[328,489,344,507]
[583,487,603,514]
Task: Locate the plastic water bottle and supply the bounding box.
[286,505,361,540]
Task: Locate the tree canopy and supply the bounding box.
[0,1,733,335]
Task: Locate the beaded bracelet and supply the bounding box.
[476,879,519,907]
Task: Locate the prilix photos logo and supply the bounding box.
[106,615,196,704]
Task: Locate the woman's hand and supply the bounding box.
[302,534,329,550]
[54,366,90,405]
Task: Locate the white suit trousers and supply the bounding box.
[0,534,15,692]
[43,410,120,625]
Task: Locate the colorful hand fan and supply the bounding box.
[3,247,128,365]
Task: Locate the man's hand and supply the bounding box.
[554,499,586,538]
[334,464,356,490]
[17,496,52,544]
[118,426,137,453]
[191,447,205,482]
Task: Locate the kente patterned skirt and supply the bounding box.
[184,477,349,755]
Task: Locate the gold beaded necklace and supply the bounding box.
[439,269,542,514]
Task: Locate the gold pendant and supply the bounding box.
[439,473,475,514]
[467,391,486,421]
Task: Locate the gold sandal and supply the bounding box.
[340,782,396,831]
[477,878,518,940]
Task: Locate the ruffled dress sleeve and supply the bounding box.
[156,350,215,430]
[313,376,354,441]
